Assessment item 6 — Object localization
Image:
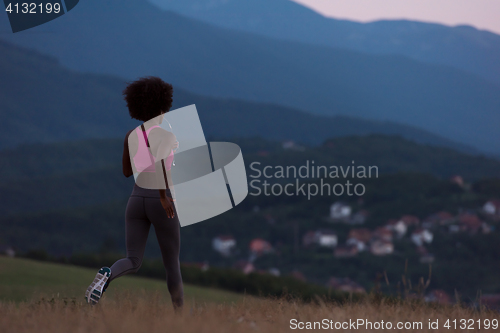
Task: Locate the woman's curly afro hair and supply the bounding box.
[123,76,173,121]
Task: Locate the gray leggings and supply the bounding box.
[109,185,183,308]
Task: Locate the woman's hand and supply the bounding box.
[160,196,175,218]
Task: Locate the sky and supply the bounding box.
[291,0,500,35]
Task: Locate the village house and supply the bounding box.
[290,270,307,282]
[282,140,305,151]
[458,213,482,233]
[346,228,372,252]
[318,231,338,247]
[268,268,280,277]
[0,245,15,258]
[400,215,420,226]
[212,235,236,257]
[233,260,255,274]
[254,269,273,276]
[483,199,500,217]
[416,245,428,256]
[264,214,276,224]
[481,222,494,234]
[370,240,394,256]
[385,215,420,237]
[385,219,407,238]
[349,210,369,225]
[345,239,365,252]
[415,244,434,264]
[373,226,393,242]
[348,228,372,243]
[302,230,338,248]
[282,140,295,149]
[302,231,317,248]
[329,202,352,221]
[411,228,433,246]
[450,175,464,188]
[479,294,500,310]
[436,211,454,225]
[334,245,358,258]
[419,253,435,264]
[249,238,273,256]
[183,261,209,271]
[425,289,452,305]
[422,211,454,228]
[327,277,366,293]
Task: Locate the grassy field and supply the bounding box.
[1,256,499,332]
[0,256,244,304]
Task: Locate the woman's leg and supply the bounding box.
[109,196,151,282]
[145,197,184,309]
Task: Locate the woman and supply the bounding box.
[85,77,183,310]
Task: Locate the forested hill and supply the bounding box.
[0,134,499,216]
[0,40,476,154]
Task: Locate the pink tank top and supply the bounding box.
[132,125,174,173]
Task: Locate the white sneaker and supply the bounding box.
[85,267,111,305]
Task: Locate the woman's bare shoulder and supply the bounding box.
[126,128,135,137]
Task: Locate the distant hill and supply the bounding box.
[149,0,500,84]
[1,134,499,217]
[0,40,475,154]
[1,141,500,300]
[1,0,499,153]
[0,257,243,303]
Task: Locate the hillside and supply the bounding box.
[149,0,500,84]
[2,167,500,299]
[0,40,474,153]
[1,134,500,298]
[0,256,243,303]
[1,134,499,216]
[1,260,493,333]
[1,1,499,153]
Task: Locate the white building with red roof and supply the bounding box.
[484,199,500,216]
[303,230,338,248]
[370,240,394,256]
[249,238,273,255]
[212,235,236,257]
[411,228,433,246]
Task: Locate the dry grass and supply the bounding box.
[1,257,498,332]
[1,291,499,333]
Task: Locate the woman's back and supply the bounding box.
[129,125,176,190]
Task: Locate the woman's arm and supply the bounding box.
[122,129,134,177]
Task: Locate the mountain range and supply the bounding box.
[149,0,500,84]
[0,40,476,154]
[0,0,499,154]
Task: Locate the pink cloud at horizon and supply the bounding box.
[291,0,500,35]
